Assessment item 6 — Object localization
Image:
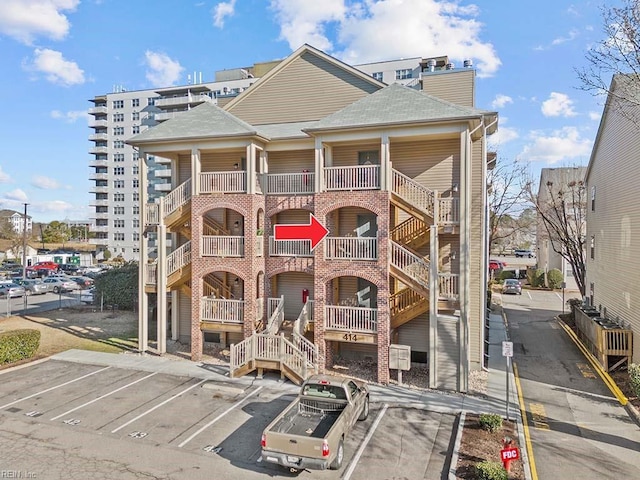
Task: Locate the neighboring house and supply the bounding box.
[536,167,586,291]
[585,74,640,364]
[0,209,32,234]
[129,45,497,392]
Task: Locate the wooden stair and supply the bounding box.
[391,217,430,250]
[390,289,429,329]
[390,191,433,226]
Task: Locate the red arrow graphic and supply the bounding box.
[273,214,329,250]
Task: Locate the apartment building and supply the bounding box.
[0,209,32,234]
[129,45,497,392]
[586,74,640,363]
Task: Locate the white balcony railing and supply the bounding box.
[89,147,108,154]
[89,120,108,128]
[267,297,281,320]
[155,94,212,107]
[200,171,246,194]
[269,236,312,257]
[324,237,377,260]
[390,241,429,289]
[325,305,378,333]
[88,106,107,115]
[438,198,460,225]
[391,169,435,218]
[145,203,160,225]
[163,178,191,217]
[438,273,460,300]
[324,165,380,191]
[201,236,244,257]
[167,241,191,277]
[89,133,108,141]
[145,263,157,285]
[201,298,244,323]
[263,172,315,195]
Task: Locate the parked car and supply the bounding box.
[16,278,48,295]
[26,261,60,273]
[42,277,77,293]
[69,276,94,288]
[59,264,80,274]
[0,283,26,298]
[502,279,522,295]
[489,259,507,271]
[514,249,535,258]
[80,287,95,304]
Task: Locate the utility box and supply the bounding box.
[389,344,411,371]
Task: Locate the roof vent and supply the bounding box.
[426,59,436,72]
[445,63,454,70]
[463,59,473,68]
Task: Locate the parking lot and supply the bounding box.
[0,359,455,479]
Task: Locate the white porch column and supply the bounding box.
[458,129,471,392]
[315,138,326,192]
[191,148,201,195]
[247,144,256,194]
[138,150,149,353]
[157,223,167,354]
[380,133,390,191]
[428,222,439,388]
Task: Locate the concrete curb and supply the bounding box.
[448,411,464,479]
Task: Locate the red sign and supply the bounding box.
[500,447,520,461]
[273,214,329,250]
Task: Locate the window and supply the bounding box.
[113,113,124,122]
[132,112,139,121]
[132,179,139,188]
[132,151,139,161]
[590,235,595,259]
[132,193,139,202]
[113,100,124,109]
[132,219,139,228]
[591,186,596,211]
[114,127,124,136]
[148,97,156,106]
[114,180,124,189]
[114,167,125,175]
[114,220,125,228]
[114,206,125,215]
[114,193,124,202]
[114,233,125,241]
[132,166,139,175]
[133,233,140,242]
[133,248,140,254]
[114,153,125,162]
[114,140,125,149]
[132,98,140,107]
[132,126,140,134]
[395,68,413,80]
[372,72,383,81]
[133,206,140,215]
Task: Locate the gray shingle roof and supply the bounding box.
[128,102,258,144]
[255,121,319,140]
[306,83,492,131]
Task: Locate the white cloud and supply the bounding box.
[3,188,29,202]
[491,94,513,109]
[31,175,62,189]
[269,0,501,77]
[50,109,88,123]
[0,166,12,184]
[25,48,85,86]
[213,0,237,28]
[33,199,73,213]
[519,127,592,164]
[541,92,577,117]
[144,51,184,87]
[0,0,78,44]
[589,111,601,121]
[488,126,519,147]
[551,28,578,46]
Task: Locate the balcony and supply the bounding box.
[90,199,109,207]
[324,305,378,333]
[268,237,312,257]
[89,238,108,245]
[89,146,108,155]
[88,106,108,115]
[200,171,246,194]
[201,298,244,323]
[89,159,108,168]
[154,168,172,178]
[89,186,109,194]
[324,237,378,261]
[201,236,244,257]
[155,94,213,108]
[145,203,160,225]
[90,173,109,181]
[155,183,172,192]
[263,172,314,195]
[89,119,108,128]
[89,133,109,141]
[91,225,109,233]
[324,165,380,191]
[438,198,460,225]
[438,273,459,301]
[155,111,181,122]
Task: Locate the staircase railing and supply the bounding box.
[391,169,435,217]
[203,217,230,235]
[167,241,191,277]
[292,300,321,373]
[264,295,285,335]
[389,240,429,289]
[163,178,191,218]
[204,274,234,299]
[391,217,428,245]
[389,288,425,317]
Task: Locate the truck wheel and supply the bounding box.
[358,397,369,421]
[330,440,344,470]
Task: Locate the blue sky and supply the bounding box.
[0,0,616,223]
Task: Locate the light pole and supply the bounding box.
[21,203,28,280]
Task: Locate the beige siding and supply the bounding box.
[332,144,380,167]
[178,291,191,341]
[336,343,378,361]
[276,272,314,319]
[267,150,315,173]
[586,101,640,363]
[227,51,379,125]
[421,70,475,107]
[397,313,429,355]
[178,154,191,184]
[337,206,377,237]
[436,315,459,390]
[201,152,244,172]
[469,140,484,368]
[390,139,460,194]
[271,209,310,229]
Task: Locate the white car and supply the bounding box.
[42,277,77,293]
[80,287,95,304]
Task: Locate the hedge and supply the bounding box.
[476,461,508,480]
[0,329,41,365]
[630,364,640,397]
[547,268,564,289]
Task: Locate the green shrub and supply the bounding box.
[547,268,564,289]
[479,413,503,432]
[629,364,640,397]
[499,270,515,281]
[529,268,546,288]
[0,329,41,365]
[476,461,508,480]
[94,262,138,310]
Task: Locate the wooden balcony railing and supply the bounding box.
[263,172,315,195]
[438,273,460,300]
[324,165,380,191]
[201,297,244,323]
[324,237,378,260]
[325,305,378,333]
[390,241,429,289]
[269,236,312,257]
[145,203,160,225]
[145,262,157,285]
[391,169,434,218]
[200,171,246,194]
[438,198,460,225]
[201,236,244,257]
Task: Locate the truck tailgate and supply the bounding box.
[263,430,324,460]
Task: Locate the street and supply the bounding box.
[502,288,640,479]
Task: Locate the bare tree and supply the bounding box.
[487,158,531,254]
[525,175,587,297]
[576,0,640,127]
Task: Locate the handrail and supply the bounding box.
[389,240,429,289]
[203,274,234,299]
[167,241,191,277]
[391,169,434,217]
[265,295,285,335]
[390,217,428,244]
[389,288,425,317]
[163,178,191,218]
[200,298,244,323]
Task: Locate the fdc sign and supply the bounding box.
[500,447,519,461]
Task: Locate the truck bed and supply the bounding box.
[271,399,346,439]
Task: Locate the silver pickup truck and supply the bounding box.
[261,374,369,472]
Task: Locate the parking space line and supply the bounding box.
[0,366,112,410]
[527,291,532,300]
[342,403,388,480]
[50,372,158,421]
[177,386,264,448]
[111,379,207,434]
